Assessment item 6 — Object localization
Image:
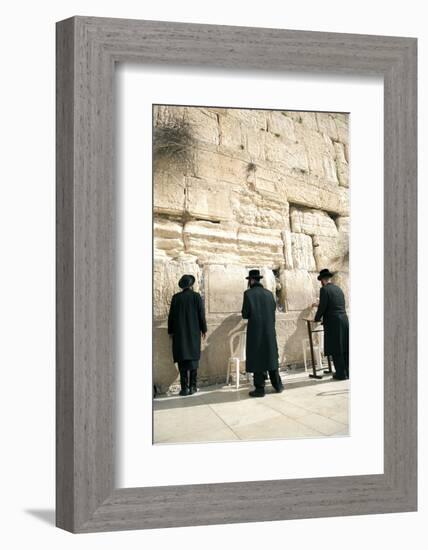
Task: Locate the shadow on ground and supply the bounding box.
[25,509,55,526]
[154,374,339,410]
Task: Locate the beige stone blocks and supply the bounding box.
[185,176,233,221]
[204,264,248,314]
[153,171,186,215]
[290,206,338,237]
[280,269,315,311]
[290,233,317,271]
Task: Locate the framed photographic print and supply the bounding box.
[56,17,417,532]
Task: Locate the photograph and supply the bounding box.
[152,105,350,444]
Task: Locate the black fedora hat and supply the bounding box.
[317,268,335,281]
[178,274,196,289]
[245,269,263,280]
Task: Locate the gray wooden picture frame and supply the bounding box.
[56,16,417,533]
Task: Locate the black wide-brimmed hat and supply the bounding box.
[178,274,195,289]
[317,268,335,281]
[245,269,263,280]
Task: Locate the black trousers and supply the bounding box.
[331,352,349,379]
[178,360,198,390]
[253,370,283,392]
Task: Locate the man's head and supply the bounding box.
[317,268,334,287]
[178,274,195,290]
[245,269,263,288]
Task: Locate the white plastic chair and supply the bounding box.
[226,330,250,389]
[302,331,324,372]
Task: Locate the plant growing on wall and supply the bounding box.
[153,119,194,170]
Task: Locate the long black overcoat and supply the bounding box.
[314,283,349,356]
[167,288,207,363]
[241,283,279,373]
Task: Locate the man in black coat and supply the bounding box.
[168,274,207,396]
[241,269,284,397]
[314,269,349,380]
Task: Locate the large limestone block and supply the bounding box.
[231,187,289,229]
[217,113,244,150]
[276,311,314,364]
[204,264,247,313]
[153,171,186,215]
[185,176,232,222]
[282,230,294,269]
[280,269,315,311]
[316,113,339,141]
[153,325,179,392]
[153,254,201,319]
[332,271,350,308]
[183,220,239,263]
[334,114,349,145]
[252,166,289,203]
[290,206,338,237]
[228,109,268,130]
[264,132,309,173]
[312,234,349,272]
[232,186,290,229]
[336,216,350,234]
[245,127,266,161]
[153,218,184,257]
[267,112,296,141]
[154,105,186,126]
[334,142,349,188]
[299,112,319,132]
[285,174,349,215]
[290,233,316,271]
[184,107,219,145]
[194,149,248,186]
[238,226,285,267]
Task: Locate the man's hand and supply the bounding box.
[311,301,319,307]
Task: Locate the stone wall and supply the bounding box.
[153,106,349,392]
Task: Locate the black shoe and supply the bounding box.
[332,373,347,380]
[179,388,189,396]
[188,386,198,395]
[274,384,284,393]
[249,390,265,398]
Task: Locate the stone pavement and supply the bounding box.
[153,371,349,444]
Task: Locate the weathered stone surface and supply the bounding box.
[184,107,219,145]
[204,264,247,313]
[290,206,338,237]
[334,114,349,145]
[231,186,290,229]
[218,113,244,150]
[312,234,349,272]
[185,176,233,222]
[332,271,350,307]
[153,171,186,215]
[154,254,201,319]
[153,106,349,390]
[290,233,316,271]
[265,132,308,173]
[267,112,296,141]
[183,220,239,263]
[238,226,285,267]
[282,229,294,269]
[316,113,338,141]
[153,218,184,258]
[280,269,315,311]
[334,141,349,188]
[193,148,247,185]
[284,174,349,215]
[336,216,350,234]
